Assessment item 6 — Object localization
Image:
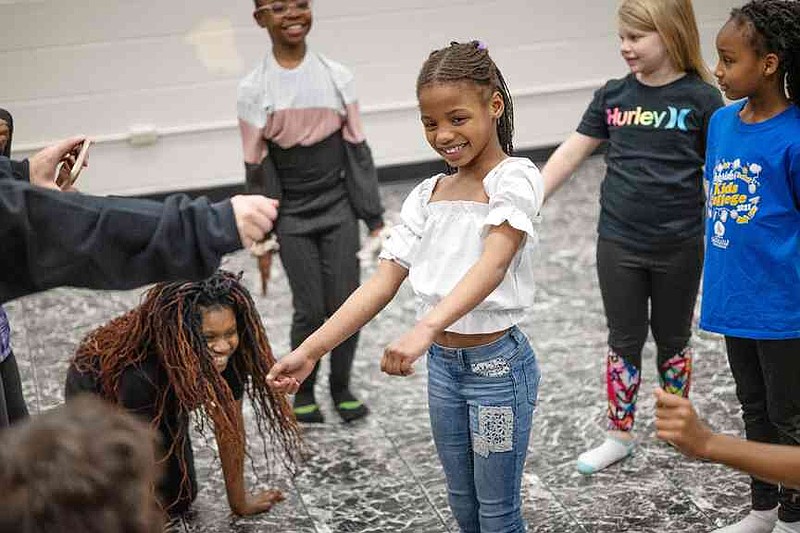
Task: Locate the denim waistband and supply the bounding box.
[429,325,526,364]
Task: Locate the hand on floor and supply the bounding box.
[235,489,285,516]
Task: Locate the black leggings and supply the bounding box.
[0,352,29,428]
[726,336,800,521]
[597,236,703,368]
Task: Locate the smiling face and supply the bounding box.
[418,82,503,170]
[200,305,239,374]
[714,19,774,101]
[618,25,672,78]
[254,0,312,48]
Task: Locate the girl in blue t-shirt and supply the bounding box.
[701,2,800,531]
[541,0,723,475]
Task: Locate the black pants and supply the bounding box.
[277,213,360,398]
[0,352,29,428]
[726,336,800,521]
[597,236,703,367]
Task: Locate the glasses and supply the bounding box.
[254,0,311,16]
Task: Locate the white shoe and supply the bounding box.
[575,435,635,475]
[712,507,778,532]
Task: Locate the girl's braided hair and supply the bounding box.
[417,41,515,156]
[731,0,800,106]
[72,270,303,509]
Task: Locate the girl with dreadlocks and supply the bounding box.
[700,2,800,531]
[64,270,303,518]
[269,41,543,533]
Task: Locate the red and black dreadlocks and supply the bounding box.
[72,270,303,497]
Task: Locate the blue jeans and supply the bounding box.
[428,326,540,533]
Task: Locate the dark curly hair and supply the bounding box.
[730,0,800,105]
[417,41,515,156]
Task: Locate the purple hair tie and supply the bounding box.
[476,40,488,51]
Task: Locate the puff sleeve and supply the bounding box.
[482,159,544,239]
[378,178,432,270]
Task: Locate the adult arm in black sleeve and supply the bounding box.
[0,159,241,303]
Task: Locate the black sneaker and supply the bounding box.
[334,398,369,423]
[293,400,324,424]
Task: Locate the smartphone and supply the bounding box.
[67,139,91,186]
[56,139,91,189]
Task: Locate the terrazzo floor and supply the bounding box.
[5,156,752,532]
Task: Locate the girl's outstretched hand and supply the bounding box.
[653,388,713,458]
[381,325,436,377]
[266,351,316,394]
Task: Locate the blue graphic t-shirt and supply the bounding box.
[700,101,800,339]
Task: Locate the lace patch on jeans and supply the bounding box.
[473,405,514,458]
[471,357,511,377]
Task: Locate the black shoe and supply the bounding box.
[332,389,370,422]
[293,398,324,424]
[335,400,369,422]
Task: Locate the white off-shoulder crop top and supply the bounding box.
[379,157,544,334]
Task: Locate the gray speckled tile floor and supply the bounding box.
[6,156,752,532]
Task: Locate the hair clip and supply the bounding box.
[476,41,488,51]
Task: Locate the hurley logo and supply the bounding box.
[606,106,691,131]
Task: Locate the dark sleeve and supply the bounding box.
[0,158,28,182]
[9,160,28,182]
[245,156,282,201]
[0,160,242,303]
[576,85,610,140]
[343,140,385,231]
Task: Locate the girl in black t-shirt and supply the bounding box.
[65,271,303,517]
[541,0,723,475]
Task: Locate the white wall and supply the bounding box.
[1,0,738,196]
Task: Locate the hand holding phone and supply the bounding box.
[55,139,91,189]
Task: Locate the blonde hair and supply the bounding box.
[618,0,712,83]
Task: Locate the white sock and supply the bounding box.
[774,519,800,533]
[575,436,634,475]
[712,507,778,532]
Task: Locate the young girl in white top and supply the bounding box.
[268,41,544,532]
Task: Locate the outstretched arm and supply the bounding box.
[381,223,524,376]
[267,260,408,392]
[541,132,603,201]
[0,159,278,303]
[654,389,800,488]
[214,400,284,516]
